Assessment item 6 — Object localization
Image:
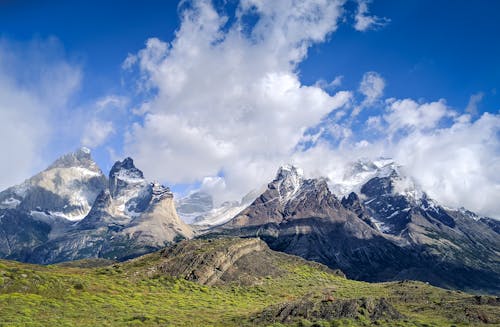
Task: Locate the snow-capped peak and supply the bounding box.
[391,174,424,201]
[330,158,396,197]
[79,146,91,154]
[151,181,173,201]
[47,147,99,171]
[372,158,395,169]
[0,147,107,221]
[109,157,146,196]
[272,164,304,203]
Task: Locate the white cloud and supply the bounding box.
[96,95,129,111]
[120,0,500,219]
[359,71,385,103]
[353,0,389,31]
[383,98,454,135]
[125,0,350,204]
[81,119,115,148]
[352,71,385,116]
[315,75,344,91]
[294,99,500,219]
[366,115,382,130]
[393,113,500,218]
[465,92,484,115]
[0,38,81,189]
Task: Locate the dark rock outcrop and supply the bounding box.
[254,295,403,324]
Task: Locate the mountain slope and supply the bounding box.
[0,237,498,326]
[212,164,500,294]
[0,148,107,259]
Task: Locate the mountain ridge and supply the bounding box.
[209,162,500,294]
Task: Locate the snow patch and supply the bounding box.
[275,165,304,203]
[329,158,396,197]
[370,217,391,233]
[80,147,91,154]
[0,197,21,208]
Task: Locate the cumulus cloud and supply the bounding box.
[0,38,81,189]
[383,98,455,135]
[125,0,350,204]
[393,113,500,218]
[353,0,389,32]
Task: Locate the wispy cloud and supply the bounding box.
[353,0,390,32]
[465,92,484,116]
[81,119,115,148]
[0,38,81,188]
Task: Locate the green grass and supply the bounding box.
[0,251,498,326]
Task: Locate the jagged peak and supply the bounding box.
[47,147,98,170]
[274,164,304,182]
[271,164,304,203]
[109,157,144,180]
[330,157,402,198]
[108,157,147,198]
[151,181,173,200]
[79,146,91,155]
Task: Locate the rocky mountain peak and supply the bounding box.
[271,164,304,203]
[0,147,107,220]
[110,157,144,179]
[47,147,99,171]
[151,182,173,202]
[274,164,304,182]
[109,157,147,198]
[330,158,398,197]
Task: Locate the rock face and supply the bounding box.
[0,147,107,220]
[0,147,106,259]
[0,209,51,258]
[353,165,500,292]
[214,163,500,294]
[125,237,344,286]
[1,150,498,294]
[159,238,269,285]
[0,151,192,264]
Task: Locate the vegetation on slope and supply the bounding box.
[0,237,498,326]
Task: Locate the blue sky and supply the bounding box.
[2,0,499,117]
[0,0,499,217]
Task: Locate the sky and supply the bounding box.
[0,0,499,218]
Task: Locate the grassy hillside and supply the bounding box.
[0,238,498,326]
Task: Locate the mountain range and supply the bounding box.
[0,147,498,294]
[0,148,192,263]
